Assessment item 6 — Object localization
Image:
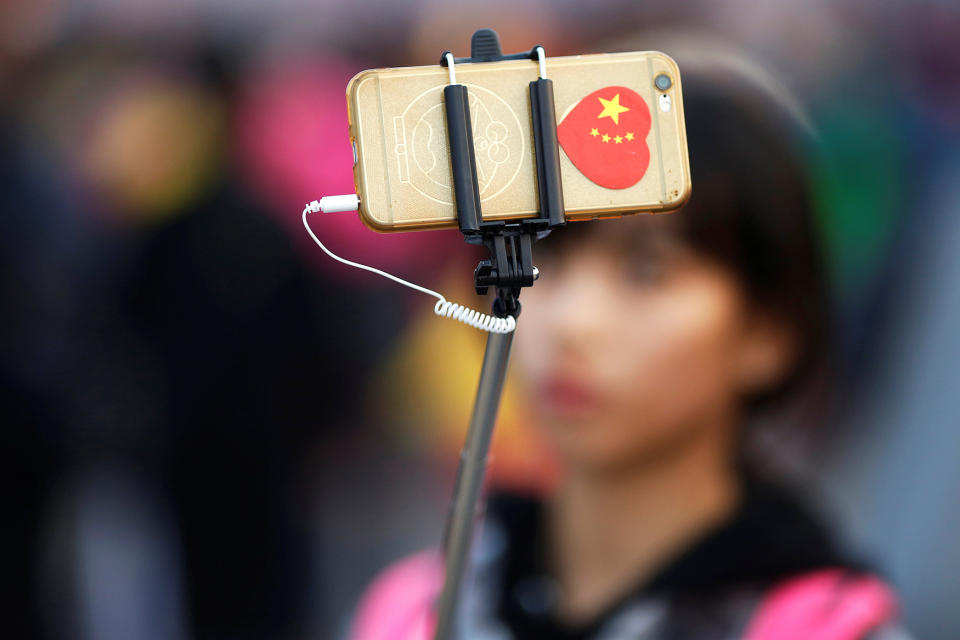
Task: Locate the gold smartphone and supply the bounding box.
[346,51,690,232]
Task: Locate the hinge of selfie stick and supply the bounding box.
[433,28,566,640]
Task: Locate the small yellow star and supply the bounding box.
[601,133,610,143]
[597,93,630,125]
[625,131,635,141]
[614,135,623,144]
[590,128,599,137]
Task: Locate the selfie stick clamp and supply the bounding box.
[433,29,566,640]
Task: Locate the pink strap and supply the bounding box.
[348,550,442,640]
[351,558,898,640]
[744,568,898,640]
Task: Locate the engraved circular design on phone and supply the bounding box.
[393,84,524,205]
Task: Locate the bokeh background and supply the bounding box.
[2,0,959,638]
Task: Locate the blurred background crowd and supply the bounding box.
[2,0,959,638]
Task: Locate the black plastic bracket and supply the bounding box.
[441,28,566,318]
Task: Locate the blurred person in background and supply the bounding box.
[0,36,404,638]
[348,46,911,640]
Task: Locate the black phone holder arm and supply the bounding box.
[440,28,566,318]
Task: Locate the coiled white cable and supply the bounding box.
[302,199,517,334]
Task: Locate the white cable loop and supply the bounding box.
[434,299,516,333]
[302,201,516,334]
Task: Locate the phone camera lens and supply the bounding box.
[654,74,672,91]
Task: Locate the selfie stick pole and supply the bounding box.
[434,329,513,637]
[433,29,566,640]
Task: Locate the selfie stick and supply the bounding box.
[432,29,566,640]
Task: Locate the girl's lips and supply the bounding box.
[538,376,602,414]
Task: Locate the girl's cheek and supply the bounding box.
[609,270,747,427]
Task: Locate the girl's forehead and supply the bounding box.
[547,213,691,258]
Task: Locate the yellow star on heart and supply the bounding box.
[597,93,630,125]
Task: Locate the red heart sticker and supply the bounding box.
[557,86,652,190]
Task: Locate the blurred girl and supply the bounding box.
[349,46,908,640]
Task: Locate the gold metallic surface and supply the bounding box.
[346,51,691,232]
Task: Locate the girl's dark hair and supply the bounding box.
[675,73,830,410]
